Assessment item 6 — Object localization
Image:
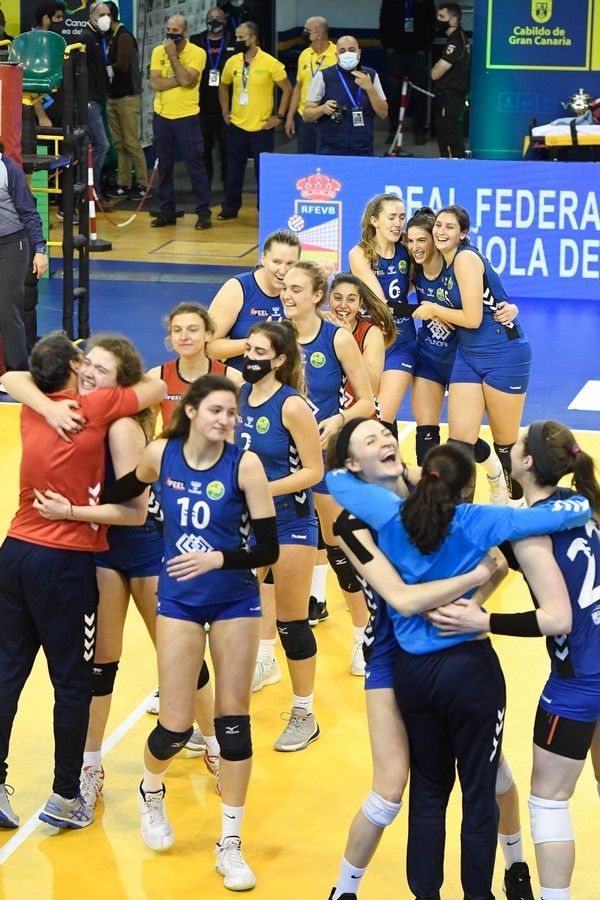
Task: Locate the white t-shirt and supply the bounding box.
[306,68,386,104]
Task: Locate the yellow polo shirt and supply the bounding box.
[295,41,337,116]
[221,48,287,132]
[151,41,207,119]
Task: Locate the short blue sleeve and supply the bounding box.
[459,495,591,551]
[325,469,401,531]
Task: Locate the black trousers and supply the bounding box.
[434,90,466,158]
[0,232,30,371]
[153,112,211,217]
[394,639,506,900]
[222,123,274,214]
[200,110,229,186]
[0,538,98,798]
[386,49,429,133]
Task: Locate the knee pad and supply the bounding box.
[148,721,194,761]
[197,659,210,690]
[528,795,573,844]
[382,420,398,441]
[215,715,252,762]
[362,790,402,828]
[474,437,491,464]
[325,542,361,594]
[415,425,440,466]
[495,756,513,796]
[447,438,475,458]
[276,619,316,661]
[91,661,119,697]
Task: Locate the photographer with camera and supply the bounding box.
[303,35,387,156]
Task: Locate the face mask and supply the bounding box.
[436,21,450,35]
[50,21,64,34]
[234,39,248,53]
[242,357,273,384]
[96,15,111,33]
[165,32,184,44]
[230,0,244,6]
[338,51,359,71]
[302,29,312,44]
[207,20,225,34]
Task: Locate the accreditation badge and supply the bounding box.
[405,16,414,32]
[239,89,249,105]
[209,69,220,86]
[352,110,364,127]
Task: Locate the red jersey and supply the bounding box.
[8,387,139,552]
[160,358,226,428]
[342,318,380,418]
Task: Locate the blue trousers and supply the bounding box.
[222,123,274,214]
[296,117,317,154]
[153,113,211,217]
[88,100,110,194]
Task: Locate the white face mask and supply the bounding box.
[96,14,111,33]
[338,51,359,71]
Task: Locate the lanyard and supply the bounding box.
[310,51,327,78]
[206,34,224,71]
[241,59,251,90]
[335,67,361,110]
[101,36,108,64]
[405,0,414,14]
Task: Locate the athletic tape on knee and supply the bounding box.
[361,790,402,828]
[325,542,361,593]
[197,659,210,690]
[528,794,573,844]
[495,756,514,796]
[91,660,119,697]
[215,715,252,762]
[276,619,316,661]
[148,721,194,761]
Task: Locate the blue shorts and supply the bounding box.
[156,593,262,625]
[413,352,454,387]
[450,340,531,394]
[95,526,163,579]
[539,673,600,723]
[365,603,398,691]
[277,515,318,547]
[383,338,416,374]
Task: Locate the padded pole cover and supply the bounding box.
[0,62,23,166]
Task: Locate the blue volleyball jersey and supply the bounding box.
[157,437,258,606]
[227,271,283,370]
[236,382,315,521]
[300,319,344,424]
[326,469,591,655]
[531,489,600,679]
[441,244,526,351]
[374,243,415,345]
[413,268,458,369]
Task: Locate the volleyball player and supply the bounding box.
[348,194,415,429]
[207,229,300,370]
[413,204,531,500]
[281,261,375,675]
[429,420,600,900]
[236,320,323,749]
[325,423,591,900]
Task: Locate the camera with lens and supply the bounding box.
[330,102,348,125]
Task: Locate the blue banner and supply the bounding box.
[487,0,593,70]
[259,154,600,302]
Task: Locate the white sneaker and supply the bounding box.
[251,656,281,693]
[350,641,366,677]
[509,495,527,509]
[0,784,19,828]
[185,728,207,754]
[215,836,256,891]
[79,764,104,809]
[487,471,510,505]
[203,750,221,795]
[146,688,159,715]
[138,783,174,851]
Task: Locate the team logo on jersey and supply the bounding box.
[387,265,396,274]
[206,480,225,500]
[436,287,445,302]
[310,351,326,368]
[244,415,254,427]
[399,260,408,274]
[176,533,214,554]
[166,476,185,491]
[189,481,203,495]
[531,0,552,23]
[256,416,270,434]
[447,276,454,289]
[250,308,270,317]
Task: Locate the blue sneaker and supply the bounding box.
[39,792,93,829]
[0,784,19,828]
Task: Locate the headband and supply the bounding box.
[334,417,370,468]
[527,420,560,482]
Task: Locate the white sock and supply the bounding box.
[498,830,524,867]
[83,750,102,769]
[205,735,220,757]
[310,564,328,603]
[258,638,276,660]
[353,625,365,645]
[484,452,503,478]
[292,693,314,715]
[333,857,366,897]
[220,803,244,842]
[540,888,570,900]
[141,766,167,794]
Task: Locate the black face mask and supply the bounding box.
[207,20,225,35]
[242,357,272,384]
[436,21,450,35]
[234,39,248,53]
[165,32,184,44]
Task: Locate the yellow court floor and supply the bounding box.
[0,409,598,900]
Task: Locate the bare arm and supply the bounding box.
[270,396,323,497]
[361,325,385,394]
[0,371,85,441]
[150,69,179,91]
[303,97,338,123]
[348,245,388,302]
[285,82,302,137]
[415,251,484,329]
[431,58,451,81]
[219,80,232,123]
[352,69,388,118]
[206,278,245,360]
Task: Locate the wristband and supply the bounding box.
[489,611,542,637]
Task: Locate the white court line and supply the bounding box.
[0,691,154,865]
[396,421,416,445]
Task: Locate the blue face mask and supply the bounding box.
[338,51,359,71]
[165,32,184,44]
